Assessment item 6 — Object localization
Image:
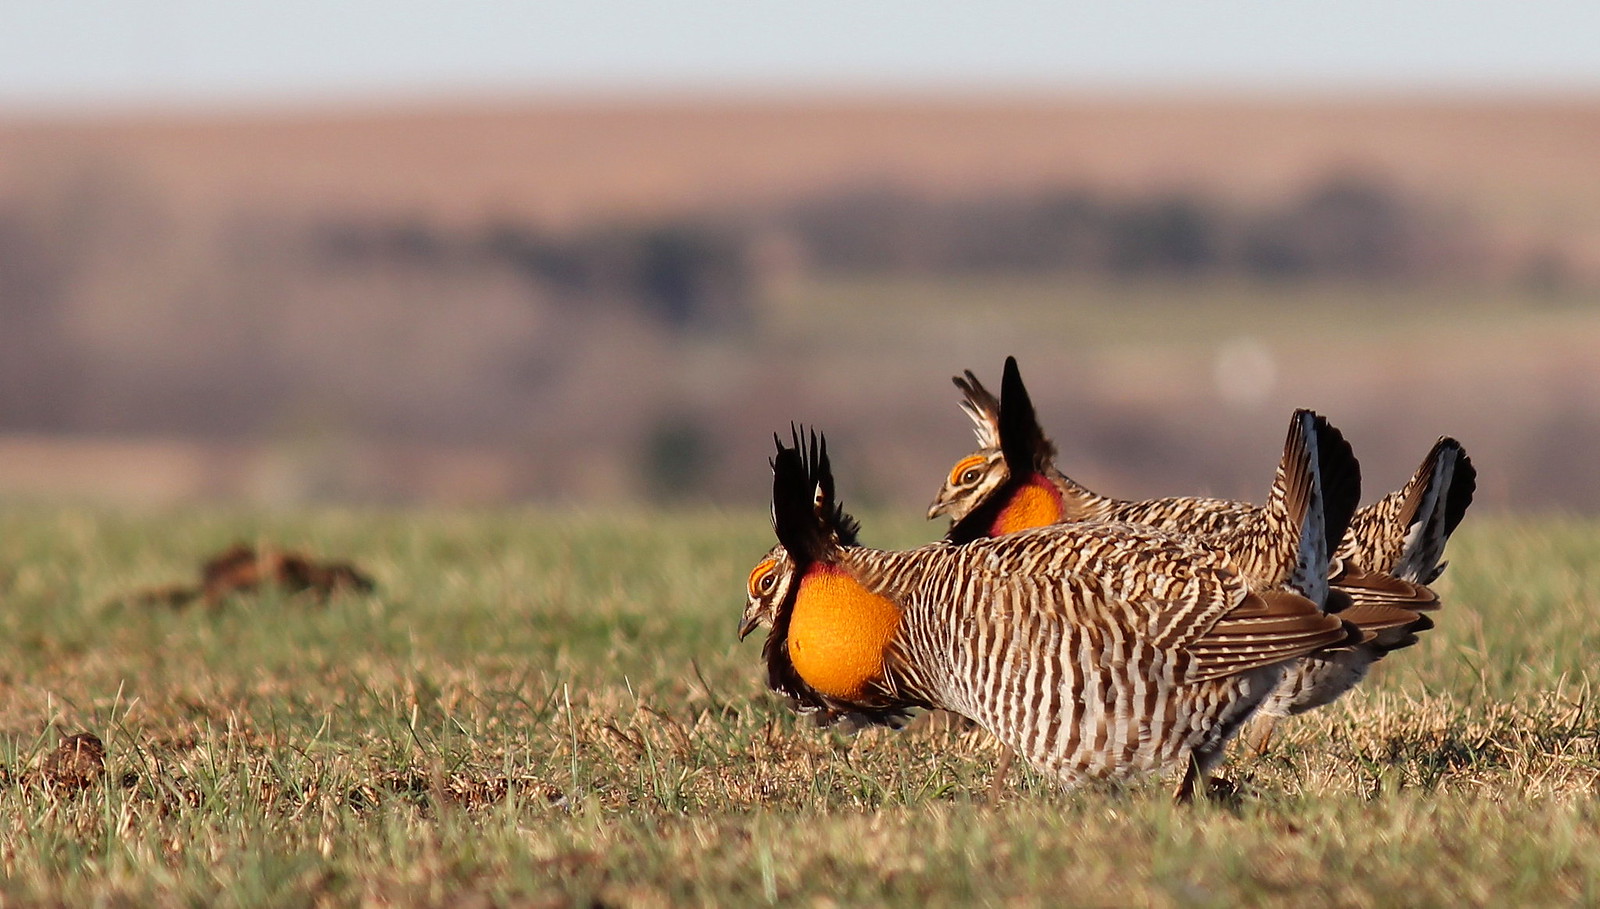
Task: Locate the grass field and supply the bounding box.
[2,506,1599,905]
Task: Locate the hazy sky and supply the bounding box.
[5,1,1600,109]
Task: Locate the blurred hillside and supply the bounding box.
[1,96,1598,511]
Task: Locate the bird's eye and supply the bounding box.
[748,558,779,597]
[950,456,984,485]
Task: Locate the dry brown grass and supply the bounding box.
[0,507,1597,905]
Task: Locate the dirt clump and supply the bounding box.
[132,543,376,608]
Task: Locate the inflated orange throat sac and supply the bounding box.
[990,477,1064,536]
[787,565,902,700]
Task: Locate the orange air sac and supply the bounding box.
[786,565,903,700]
[990,479,1064,536]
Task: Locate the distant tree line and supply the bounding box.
[0,167,1548,452]
[293,172,1490,347]
[311,217,754,334]
[778,173,1475,280]
[306,172,1492,329]
[0,193,92,431]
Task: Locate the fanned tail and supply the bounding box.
[1246,409,1362,609]
[1343,437,1476,584]
[1395,438,1477,584]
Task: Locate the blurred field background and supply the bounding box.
[4,93,1600,510]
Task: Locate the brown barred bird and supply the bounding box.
[927,358,1465,746]
[742,427,1361,800]
[931,363,1475,589]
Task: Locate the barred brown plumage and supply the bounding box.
[929,358,1466,735]
[931,364,1473,589]
[1338,436,1477,585]
[745,428,1360,799]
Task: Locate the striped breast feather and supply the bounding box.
[1111,496,1256,537]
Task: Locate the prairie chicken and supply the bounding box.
[931,359,1474,587]
[928,358,1456,738]
[743,427,1361,799]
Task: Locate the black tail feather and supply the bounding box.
[1442,441,1476,540]
[1311,413,1362,561]
[1392,437,1475,584]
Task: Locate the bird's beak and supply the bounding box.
[737,613,760,641]
[926,498,948,521]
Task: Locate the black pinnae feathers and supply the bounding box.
[771,434,822,563]
[945,356,1044,546]
[998,356,1053,474]
[810,426,862,547]
[770,425,858,563]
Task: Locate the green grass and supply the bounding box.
[769,273,1600,352]
[2,507,1599,905]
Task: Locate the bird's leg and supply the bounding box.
[986,746,1016,804]
[1244,715,1280,756]
[1174,752,1204,805]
